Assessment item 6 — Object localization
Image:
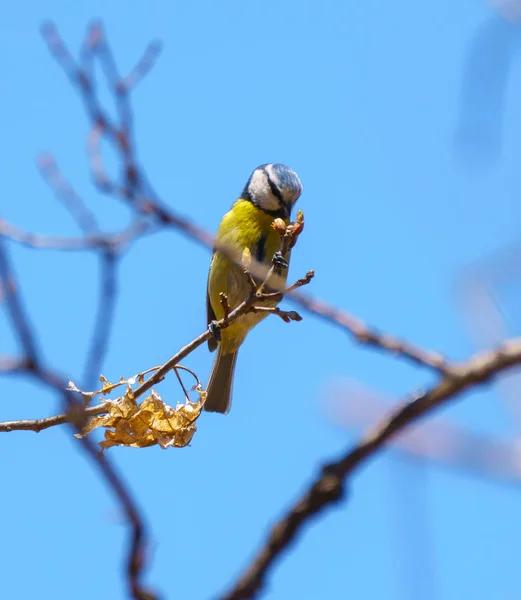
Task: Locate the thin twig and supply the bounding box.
[0,403,107,433]
[0,355,29,373]
[220,292,231,327]
[119,41,163,92]
[173,366,191,403]
[37,153,100,235]
[0,239,39,363]
[174,364,202,389]
[250,306,302,323]
[284,270,315,294]
[0,218,150,251]
[220,338,521,600]
[289,289,450,374]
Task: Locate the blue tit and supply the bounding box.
[204,163,303,414]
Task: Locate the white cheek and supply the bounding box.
[249,170,270,199]
[257,192,281,212]
[248,169,282,211]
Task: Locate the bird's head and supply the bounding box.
[242,163,303,219]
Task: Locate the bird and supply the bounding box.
[204,163,303,414]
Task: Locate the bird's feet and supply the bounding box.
[208,320,222,343]
[272,251,288,270]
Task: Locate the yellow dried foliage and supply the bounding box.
[76,387,205,451]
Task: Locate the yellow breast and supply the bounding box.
[208,199,289,352]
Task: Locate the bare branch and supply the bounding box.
[0,218,150,251]
[119,41,163,92]
[250,306,303,323]
[37,153,99,235]
[221,339,521,600]
[220,292,231,328]
[284,270,315,294]
[324,381,521,484]
[0,403,106,433]
[0,238,39,363]
[0,355,29,373]
[0,235,156,600]
[289,289,450,374]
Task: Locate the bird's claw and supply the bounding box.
[272,251,288,270]
[208,320,222,343]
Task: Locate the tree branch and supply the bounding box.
[290,289,450,373]
[82,249,119,389]
[250,306,303,323]
[0,403,107,433]
[37,152,100,236]
[221,338,521,600]
[0,234,157,600]
[0,217,150,251]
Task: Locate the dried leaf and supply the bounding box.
[76,388,204,451]
[68,379,81,393]
[68,378,96,405]
[96,375,121,395]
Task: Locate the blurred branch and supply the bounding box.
[0,356,29,373]
[290,290,450,373]
[490,0,521,21]
[222,339,521,599]
[456,237,521,435]
[0,217,149,250]
[0,235,156,600]
[83,249,118,388]
[324,380,521,484]
[0,240,39,363]
[37,152,100,235]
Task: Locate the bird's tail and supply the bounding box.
[204,349,238,414]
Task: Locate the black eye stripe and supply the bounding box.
[264,170,284,204]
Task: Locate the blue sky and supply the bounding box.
[2,1,521,599]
